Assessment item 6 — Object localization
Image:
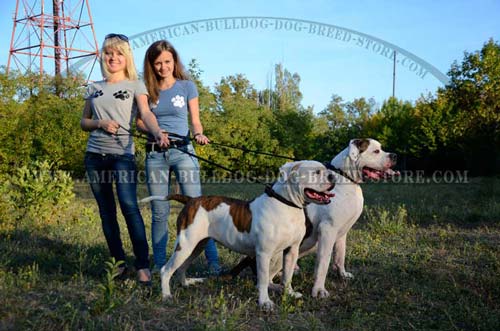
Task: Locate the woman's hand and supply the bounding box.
[99,119,121,134]
[155,130,170,148]
[193,133,209,145]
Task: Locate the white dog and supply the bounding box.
[229,139,398,298]
[141,160,335,310]
[306,138,398,297]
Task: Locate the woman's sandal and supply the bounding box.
[137,268,152,286]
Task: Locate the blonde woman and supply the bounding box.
[81,33,168,284]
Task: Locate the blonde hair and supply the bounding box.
[100,36,138,80]
[143,40,190,104]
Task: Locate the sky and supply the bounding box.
[1,0,499,112]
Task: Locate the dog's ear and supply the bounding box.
[348,139,361,161]
[348,139,370,161]
[279,161,302,182]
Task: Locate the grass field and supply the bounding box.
[1,177,499,330]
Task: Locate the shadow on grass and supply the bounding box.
[0,229,110,279]
[0,227,223,281]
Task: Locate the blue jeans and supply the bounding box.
[85,152,150,270]
[145,144,219,270]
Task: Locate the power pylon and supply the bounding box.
[7,0,99,79]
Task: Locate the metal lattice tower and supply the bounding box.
[7,0,99,78]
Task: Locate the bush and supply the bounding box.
[0,176,16,234]
[0,70,88,176]
[364,205,414,237]
[2,160,75,230]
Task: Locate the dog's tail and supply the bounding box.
[139,194,192,204]
[139,195,166,203]
[166,194,192,204]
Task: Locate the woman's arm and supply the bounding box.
[136,94,169,146]
[80,100,98,131]
[135,113,149,134]
[188,97,209,145]
[80,100,121,134]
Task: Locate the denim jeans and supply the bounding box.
[145,144,219,270]
[85,152,150,270]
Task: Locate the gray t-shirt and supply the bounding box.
[84,79,148,155]
[150,80,198,137]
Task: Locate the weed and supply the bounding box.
[365,205,414,237]
[91,258,124,314]
[16,262,40,289]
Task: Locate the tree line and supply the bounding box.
[0,39,498,177]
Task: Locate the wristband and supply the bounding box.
[193,132,202,138]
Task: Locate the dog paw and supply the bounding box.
[259,300,275,311]
[312,287,330,298]
[287,290,303,299]
[161,293,173,301]
[340,271,354,279]
[182,277,205,286]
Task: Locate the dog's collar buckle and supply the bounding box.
[265,185,303,209]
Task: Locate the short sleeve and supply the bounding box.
[186,80,199,101]
[134,80,148,97]
[83,83,97,100]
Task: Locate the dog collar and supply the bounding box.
[324,162,358,184]
[265,185,303,209]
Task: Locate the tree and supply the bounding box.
[273,63,303,112]
[345,97,376,129]
[200,74,284,176]
[439,38,500,174]
[0,70,88,175]
[265,64,318,159]
[318,94,347,129]
[188,58,217,114]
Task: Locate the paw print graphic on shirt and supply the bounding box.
[171,95,185,108]
[91,90,103,98]
[113,90,130,100]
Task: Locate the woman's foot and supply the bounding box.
[137,268,152,286]
[116,265,129,280]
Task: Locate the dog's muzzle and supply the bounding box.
[304,188,334,204]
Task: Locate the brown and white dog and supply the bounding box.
[230,139,398,298]
[141,160,335,310]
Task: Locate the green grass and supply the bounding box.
[1,178,499,330]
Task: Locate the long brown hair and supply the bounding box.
[143,40,190,104]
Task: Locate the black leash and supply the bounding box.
[173,145,264,184]
[208,141,300,161]
[323,162,357,183]
[263,185,302,209]
[113,126,303,208]
[115,126,300,161]
[114,126,150,141]
[174,144,303,209]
